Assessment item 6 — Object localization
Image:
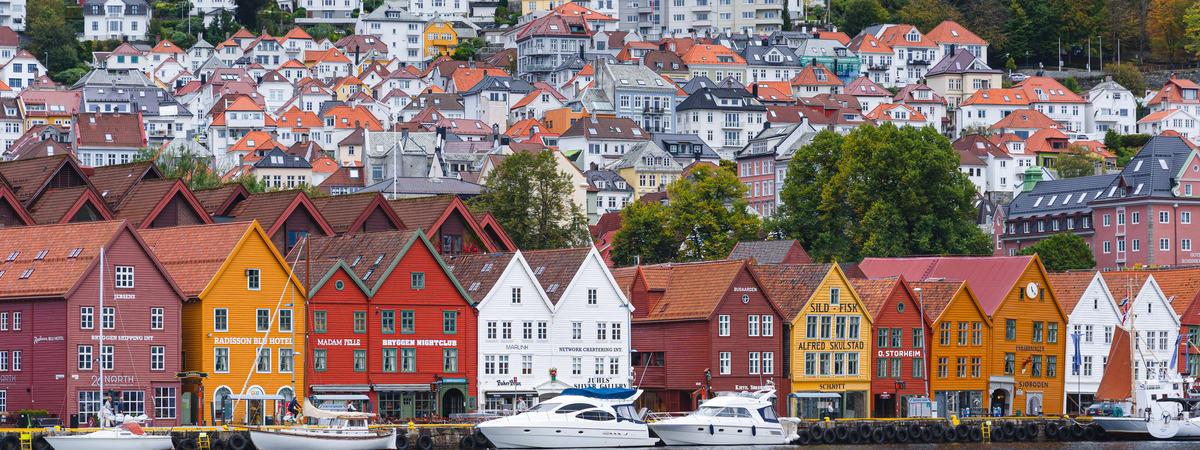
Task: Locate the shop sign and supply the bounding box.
[557,346,623,352]
[1015,345,1045,352]
[381,339,457,347]
[734,385,772,390]
[496,379,522,386]
[214,337,292,345]
[733,287,758,292]
[878,350,922,357]
[800,341,865,350]
[1018,381,1050,389]
[91,374,137,387]
[809,303,860,313]
[819,384,845,391]
[316,338,362,346]
[34,336,63,344]
[0,375,16,383]
[505,344,529,350]
[94,335,156,341]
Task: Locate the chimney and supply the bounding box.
[763,120,770,131]
[469,57,476,70]
[949,44,956,55]
[752,82,759,97]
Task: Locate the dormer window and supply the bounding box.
[907,32,919,42]
[1185,88,1198,100]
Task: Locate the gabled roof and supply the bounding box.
[847,32,892,54]
[76,113,147,148]
[0,220,182,300]
[523,247,592,305]
[450,68,511,92]
[225,190,336,237]
[1015,76,1087,104]
[386,194,497,251]
[727,240,812,264]
[88,161,163,207]
[472,210,517,252]
[139,220,303,298]
[446,251,516,302]
[952,134,1011,159]
[1004,173,1117,218]
[790,62,843,87]
[111,178,214,228]
[845,76,890,97]
[26,186,113,225]
[1045,271,1100,314]
[680,44,746,65]
[878,24,936,48]
[0,184,33,226]
[636,260,765,321]
[907,280,990,325]
[850,277,911,321]
[960,88,1029,106]
[301,230,472,303]
[858,255,1047,316]
[308,192,405,234]
[191,182,250,216]
[0,154,92,206]
[989,109,1065,130]
[925,20,989,45]
[1147,75,1200,106]
[751,263,838,321]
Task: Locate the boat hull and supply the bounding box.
[649,422,786,445]
[248,428,396,450]
[42,434,174,450]
[476,423,659,448]
[1093,417,1153,439]
[1149,417,1200,440]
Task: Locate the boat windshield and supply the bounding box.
[529,403,560,412]
[696,407,753,418]
[613,404,643,423]
[555,403,597,414]
[693,406,724,417]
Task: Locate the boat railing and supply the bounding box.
[645,412,690,422]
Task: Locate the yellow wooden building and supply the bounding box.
[424,18,459,59]
[754,264,874,419]
[140,221,306,426]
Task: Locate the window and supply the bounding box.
[597,322,607,340]
[401,310,415,334]
[411,272,425,290]
[1161,211,1171,223]
[12,313,18,331]
[381,310,396,333]
[256,348,271,373]
[748,316,759,336]
[1006,319,1016,340]
[891,328,903,348]
[350,349,366,372]
[1162,238,1171,251]
[151,346,164,370]
[511,287,521,303]
[150,308,163,330]
[503,322,513,339]
[313,349,326,371]
[612,323,622,341]
[973,322,982,345]
[820,316,832,339]
[1048,322,1058,343]
[443,311,457,334]
[246,269,260,290]
[279,349,294,373]
[154,387,176,419]
[278,310,292,333]
[762,316,773,336]
[382,348,398,372]
[718,315,730,336]
[314,311,327,333]
[958,322,968,345]
[255,309,270,332]
[1033,321,1044,342]
[215,348,230,372]
[123,391,145,417]
[878,328,890,348]
[81,307,94,329]
[913,328,924,348]
[102,307,114,329]
[444,349,459,372]
[588,289,598,305]
[78,345,93,370]
[719,352,731,374]
[829,288,840,306]
[115,266,134,288]
[1184,211,1193,224]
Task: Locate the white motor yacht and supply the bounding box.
[647,389,785,446]
[248,400,396,450]
[475,387,658,448]
[1148,398,1200,440]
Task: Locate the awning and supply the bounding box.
[313,394,370,401]
[374,384,432,392]
[789,393,841,398]
[311,385,370,392]
[228,394,285,400]
[534,380,573,396]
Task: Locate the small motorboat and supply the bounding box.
[43,421,173,450]
[248,400,396,450]
[476,387,658,448]
[648,389,785,445]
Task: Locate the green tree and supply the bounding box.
[897,0,961,33]
[235,0,271,30]
[836,0,888,37]
[470,150,589,250]
[237,173,270,193]
[609,200,678,266]
[782,0,793,31]
[52,67,88,86]
[1184,0,1200,57]
[1006,57,1017,72]
[1056,144,1106,178]
[1063,76,1079,92]
[1106,62,1146,95]
[774,124,991,262]
[1002,0,1031,58]
[306,23,339,43]
[27,0,79,73]
[667,164,762,262]
[155,146,225,190]
[1016,232,1096,270]
[452,37,487,61]
[961,124,996,137]
[1149,0,1190,62]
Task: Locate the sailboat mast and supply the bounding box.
[1129,278,1136,415]
[99,246,105,431]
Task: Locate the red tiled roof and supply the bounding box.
[790,62,844,87]
[636,260,748,321]
[25,186,112,225]
[679,44,746,65]
[925,20,989,45]
[138,221,263,296]
[523,248,592,305]
[752,264,834,321]
[0,221,159,298]
[110,178,213,228]
[226,190,335,237]
[76,113,146,148]
[308,192,404,234]
[859,256,1038,315]
[191,183,250,215]
[1045,271,1097,313]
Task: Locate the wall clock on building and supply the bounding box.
[1026,282,1039,299]
[742,294,749,303]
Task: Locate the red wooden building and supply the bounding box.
[850,276,931,418]
[297,229,477,420]
[628,260,789,415]
[0,220,185,425]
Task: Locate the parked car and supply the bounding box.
[1086,402,1118,416]
[1010,73,1029,82]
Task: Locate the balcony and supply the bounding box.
[723,121,740,129]
[906,59,930,65]
[523,64,557,73]
[149,129,172,137]
[642,105,666,114]
[868,63,890,71]
[692,1,711,11]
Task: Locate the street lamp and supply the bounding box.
[913,287,929,401]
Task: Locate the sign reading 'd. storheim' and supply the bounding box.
[878,350,922,357]
[381,339,457,347]
[93,335,156,341]
[213,337,293,345]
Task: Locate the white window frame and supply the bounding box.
[718,315,730,336]
[256,348,272,373]
[215,347,230,373]
[150,346,165,370]
[150,307,164,330]
[214,308,228,332]
[115,266,134,288]
[719,351,731,374]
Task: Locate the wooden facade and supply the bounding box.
[304,230,478,420]
[629,261,789,416]
[140,221,305,426]
[908,280,992,418]
[851,277,930,418]
[0,221,185,426]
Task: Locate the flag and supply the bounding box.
[1119,297,1130,324]
[1170,335,1186,370]
[1071,333,1083,374]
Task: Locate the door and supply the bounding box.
[991,389,1008,416]
[442,388,465,416]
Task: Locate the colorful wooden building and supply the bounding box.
[860,255,1066,415]
[299,230,477,420]
[628,260,789,415]
[0,220,185,425]
[905,280,991,418]
[140,221,306,425]
[851,276,929,418]
[754,264,873,419]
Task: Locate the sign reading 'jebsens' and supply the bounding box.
[381,339,457,347]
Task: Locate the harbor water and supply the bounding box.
[638,444,1200,450]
